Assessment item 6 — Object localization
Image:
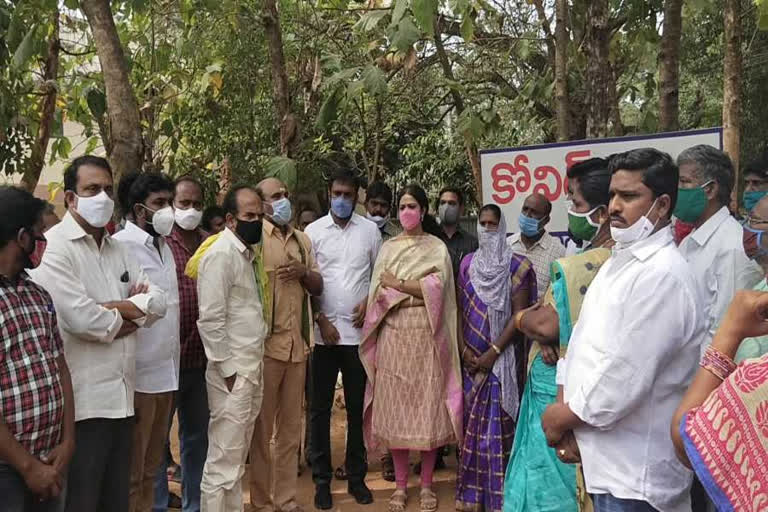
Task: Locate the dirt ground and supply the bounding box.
[167,400,459,512]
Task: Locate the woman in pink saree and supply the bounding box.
[672,289,768,511]
[360,184,462,512]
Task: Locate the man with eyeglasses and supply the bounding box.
[743,152,768,214]
[248,178,323,512]
[737,195,768,362]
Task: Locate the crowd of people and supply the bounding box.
[1,145,768,512]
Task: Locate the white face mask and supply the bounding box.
[174,206,203,231]
[610,198,659,248]
[366,213,388,229]
[149,206,175,237]
[75,190,114,228]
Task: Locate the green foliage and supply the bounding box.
[2,0,767,205]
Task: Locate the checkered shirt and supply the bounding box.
[167,226,209,370]
[506,232,566,299]
[0,273,64,458]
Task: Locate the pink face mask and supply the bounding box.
[399,207,422,231]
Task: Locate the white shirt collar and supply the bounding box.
[120,220,156,248]
[59,211,115,246]
[613,225,674,262]
[322,212,361,230]
[221,227,250,256]
[689,206,731,247]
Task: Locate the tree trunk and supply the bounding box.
[434,19,482,204]
[262,0,297,157]
[723,0,742,209]
[554,0,570,141]
[658,0,683,132]
[20,12,59,193]
[608,64,623,136]
[80,0,142,182]
[584,0,611,138]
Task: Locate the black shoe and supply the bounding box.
[348,482,373,505]
[314,485,333,510]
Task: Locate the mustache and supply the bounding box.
[610,215,626,223]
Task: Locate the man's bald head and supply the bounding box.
[522,193,552,218]
[256,177,287,203]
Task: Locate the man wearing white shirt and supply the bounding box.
[196,185,268,512]
[674,145,763,353]
[541,149,707,512]
[113,172,180,512]
[304,170,382,510]
[31,156,167,512]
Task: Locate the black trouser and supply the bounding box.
[0,463,65,512]
[65,417,133,512]
[310,345,367,486]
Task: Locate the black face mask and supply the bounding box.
[235,218,263,245]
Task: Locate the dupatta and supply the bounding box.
[359,234,463,453]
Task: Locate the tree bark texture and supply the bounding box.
[658,0,683,132]
[80,0,143,182]
[262,0,297,157]
[723,0,742,208]
[20,12,59,193]
[554,0,570,141]
[434,18,482,204]
[584,0,611,138]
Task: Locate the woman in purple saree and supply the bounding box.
[456,205,537,512]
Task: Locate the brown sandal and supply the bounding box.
[420,488,438,512]
[388,489,407,512]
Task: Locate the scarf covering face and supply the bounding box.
[469,213,519,418]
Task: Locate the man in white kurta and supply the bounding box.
[674,145,763,353]
[31,156,167,512]
[112,172,180,512]
[196,185,267,512]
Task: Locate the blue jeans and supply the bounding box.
[0,463,66,512]
[153,368,209,512]
[592,494,659,512]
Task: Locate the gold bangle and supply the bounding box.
[491,344,502,355]
[514,310,527,331]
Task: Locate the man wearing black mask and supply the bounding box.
[195,184,269,510]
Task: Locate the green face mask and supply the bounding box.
[568,206,601,242]
[673,181,713,223]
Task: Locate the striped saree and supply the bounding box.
[456,253,537,512]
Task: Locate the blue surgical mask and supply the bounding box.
[518,213,542,237]
[331,196,354,219]
[269,197,292,226]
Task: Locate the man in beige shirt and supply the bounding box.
[249,178,323,512]
[197,185,268,512]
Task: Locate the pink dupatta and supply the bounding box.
[359,234,463,453]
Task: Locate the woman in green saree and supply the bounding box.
[503,158,613,512]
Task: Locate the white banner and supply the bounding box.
[480,128,723,235]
